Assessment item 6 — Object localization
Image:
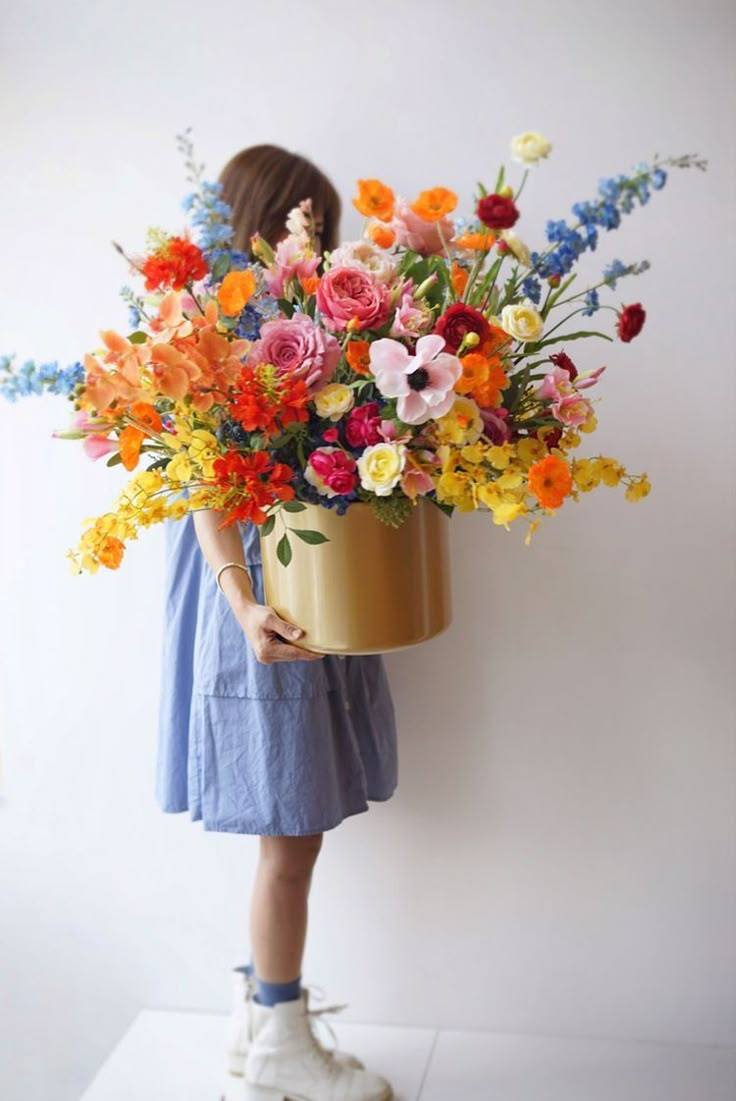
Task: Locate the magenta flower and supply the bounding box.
[345,402,383,447]
[369,334,462,425]
[306,447,358,497]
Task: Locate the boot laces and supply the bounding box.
[302,984,350,1063]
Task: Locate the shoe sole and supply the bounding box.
[223,1078,393,1101]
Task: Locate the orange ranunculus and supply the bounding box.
[455,352,490,394]
[410,187,458,223]
[368,222,396,249]
[471,357,509,408]
[97,534,125,570]
[118,425,145,471]
[451,261,469,298]
[129,400,162,433]
[217,269,256,316]
[528,453,573,509]
[299,274,321,296]
[345,340,372,377]
[352,179,395,222]
[455,230,497,251]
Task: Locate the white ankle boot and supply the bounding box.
[226,969,365,1077]
[242,988,393,1101]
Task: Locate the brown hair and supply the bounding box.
[217,144,341,258]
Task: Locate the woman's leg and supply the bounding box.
[249,832,324,983]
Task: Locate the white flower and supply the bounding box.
[327,239,398,284]
[510,131,553,166]
[499,229,532,268]
[357,442,406,496]
[313,382,355,422]
[500,299,544,343]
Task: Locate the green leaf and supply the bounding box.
[260,514,276,537]
[106,451,123,467]
[210,252,231,282]
[493,165,505,193]
[292,529,328,545]
[281,501,307,513]
[127,331,148,344]
[277,297,295,319]
[526,330,614,352]
[277,533,292,567]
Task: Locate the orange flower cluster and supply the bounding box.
[211,450,296,526]
[228,363,310,439]
[141,235,209,292]
[455,352,509,408]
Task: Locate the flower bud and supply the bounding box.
[459,331,481,353]
[547,273,561,287]
[499,185,514,199]
[250,233,275,266]
[413,273,438,299]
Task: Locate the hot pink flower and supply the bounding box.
[316,266,391,332]
[390,195,455,255]
[306,446,358,497]
[247,313,340,393]
[265,237,321,298]
[345,402,383,447]
[369,334,462,425]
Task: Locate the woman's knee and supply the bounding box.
[259,832,323,883]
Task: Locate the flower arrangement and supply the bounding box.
[0,129,707,573]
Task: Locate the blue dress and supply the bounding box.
[155,509,399,836]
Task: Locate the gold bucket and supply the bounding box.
[260,499,452,655]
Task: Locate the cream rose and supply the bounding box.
[327,239,398,285]
[499,229,532,268]
[510,131,553,165]
[313,382,355,422]
[500,299,544,343]
[357,441,406,496]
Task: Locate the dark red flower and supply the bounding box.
[617,303,646,343]
[477,194,520,230]
[549,350,578,382]
[434,303,491,354]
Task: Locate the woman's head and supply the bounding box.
[218,144,341,259]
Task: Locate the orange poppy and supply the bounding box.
[410,187,458,222]
[118,425,145,471]
[345,340,372,377]
[352,179,395,222]
[129,400,162,433]
[217,269,256,316]
[528,454,573,509]
[455,231,497,251]
[451,261,469,298]
[368,222,397,249]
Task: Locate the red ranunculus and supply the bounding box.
[477,194,520,230]
[434,303,491,354]
[549,350,578,382]
[617,303,646,343]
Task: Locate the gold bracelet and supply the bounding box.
[215,561,252,595]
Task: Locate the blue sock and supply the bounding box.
[254,972,302,1006]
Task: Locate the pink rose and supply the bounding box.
[316,266,391,333]
[390,196,455,255]
[345,402,383,447]
[306,447,358,497]
[247,313,340,393]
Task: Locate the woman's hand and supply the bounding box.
[237,602,324,664]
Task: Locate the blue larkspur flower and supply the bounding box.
[582,289,600,316]
[0,356,84,402]
[602,259,629,289]
[651,168,667,190]
[522,276,542,305]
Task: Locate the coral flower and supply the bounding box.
[528,453,573,509]
[352,179,395,222]
[410,187,458,222]
[217,269,256,316]
[369,334,462,425]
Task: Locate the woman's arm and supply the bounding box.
[192,508,322,664]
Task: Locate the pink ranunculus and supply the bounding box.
[480,406,512,444]
[265,237,321,298]
[316,266,391,333]
[247,313,340,393]
[390,196,455,255]
[306,446,358,497]
[345,402,383,447]
[369,334,462,425]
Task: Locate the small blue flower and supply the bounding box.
[582,289,600,316]
[602,259,629,289]
[521,276,542,305]
[651,168,667,190]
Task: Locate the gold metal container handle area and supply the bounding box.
[260,499,453,655]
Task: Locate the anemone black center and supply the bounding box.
[408,367,430,391]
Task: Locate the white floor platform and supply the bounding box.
[80,1009,736,1101]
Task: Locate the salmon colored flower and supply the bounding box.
[217,269,257,316]
[410,187,458,222]
[352,179,395,222]
[528,453,573,509]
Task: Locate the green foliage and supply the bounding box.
[292,529,328,545]
[260,514,276,537]
[370,494,413,528]
[277,533,292,566]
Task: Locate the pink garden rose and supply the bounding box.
[247,313,340,393]
[316,266,391,332]
[369,334,462,425]
[390,195,455,255]
[264,237,321,298]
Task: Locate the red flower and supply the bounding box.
[212,450,296,527]
[434,303,491,354]
[549,350,578,382]
[228,364,310,439]
[345,402,383,447]
[617,303,646,343]
[141,235,209,292]
[477,194,520,230]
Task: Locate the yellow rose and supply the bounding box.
[357,442,406,496]
[510,131,553,165]
[500,299,544,343]
[313,383,355,422]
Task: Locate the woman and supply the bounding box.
[156,145,397,1101]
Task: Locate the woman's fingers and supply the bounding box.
[264,609,304,642]
[258,637,324,663]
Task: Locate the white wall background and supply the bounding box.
[1,0,734,1097]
